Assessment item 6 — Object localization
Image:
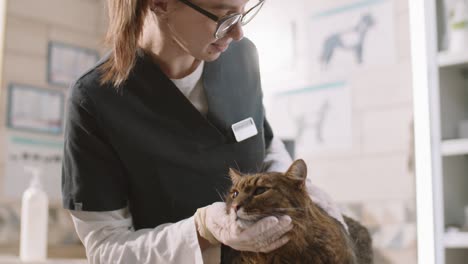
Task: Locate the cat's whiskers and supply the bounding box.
[236,209,271,223]
[274,207,306,211]
[233,160,241,172]
[215,188,226,202]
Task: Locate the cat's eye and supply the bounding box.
[253,187,268,196]
[232,190,239,198]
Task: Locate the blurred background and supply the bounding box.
[0,0,464,263]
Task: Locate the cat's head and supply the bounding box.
[225,159,309,228]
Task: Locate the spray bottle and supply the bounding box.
[20,166,48,262]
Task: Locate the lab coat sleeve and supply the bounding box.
[262,136,294,173]
[69,208,220,264]
[263,136,348,231]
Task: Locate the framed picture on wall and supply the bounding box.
[6,84,64,135]
[47,41,100,87]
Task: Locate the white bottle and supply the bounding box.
[20,167,48,262]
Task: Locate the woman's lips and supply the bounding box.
[211,43,229,53]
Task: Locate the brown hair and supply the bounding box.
[99,0,150,87]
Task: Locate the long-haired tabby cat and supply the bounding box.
[222,159,373,264]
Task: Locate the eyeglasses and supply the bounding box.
[178,0,266,39]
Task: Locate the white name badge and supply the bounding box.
[232,117,258,142]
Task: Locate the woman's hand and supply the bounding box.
[194,202,292,253]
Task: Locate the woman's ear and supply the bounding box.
[285,159,307,188]
[150,0,169,13]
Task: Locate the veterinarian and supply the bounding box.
[62,0,347,263]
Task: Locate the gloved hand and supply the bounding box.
[194,202,292,252]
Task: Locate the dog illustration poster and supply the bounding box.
[308,0,396,79]
[269,81,352,155]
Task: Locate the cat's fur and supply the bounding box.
[222,159,373,264]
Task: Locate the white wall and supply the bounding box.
[0,0,107,176]
[246,0,416,263]
[0,0,106,254]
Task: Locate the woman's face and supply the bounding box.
[164,0,250,61]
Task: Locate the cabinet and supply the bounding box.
[438,52,468,263]
[411,0,468,263]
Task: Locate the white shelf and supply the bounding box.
[445,232,468,248]
[438,50,468,68]
[441,138,468,156]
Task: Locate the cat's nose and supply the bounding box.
[232,204,239,212]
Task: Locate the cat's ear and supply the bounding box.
[229,168,242,183]
[285,159,307,187]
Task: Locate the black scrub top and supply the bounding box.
[62,38,273,230]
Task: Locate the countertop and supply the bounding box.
[0,256,87,263]
[0,245,87,263]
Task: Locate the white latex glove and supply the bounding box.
[194,202,292,252]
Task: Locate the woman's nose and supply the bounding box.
[228,23,244,41]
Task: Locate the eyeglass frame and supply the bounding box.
[178,0,266,39]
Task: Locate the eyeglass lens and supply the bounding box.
[215,1,264,38]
